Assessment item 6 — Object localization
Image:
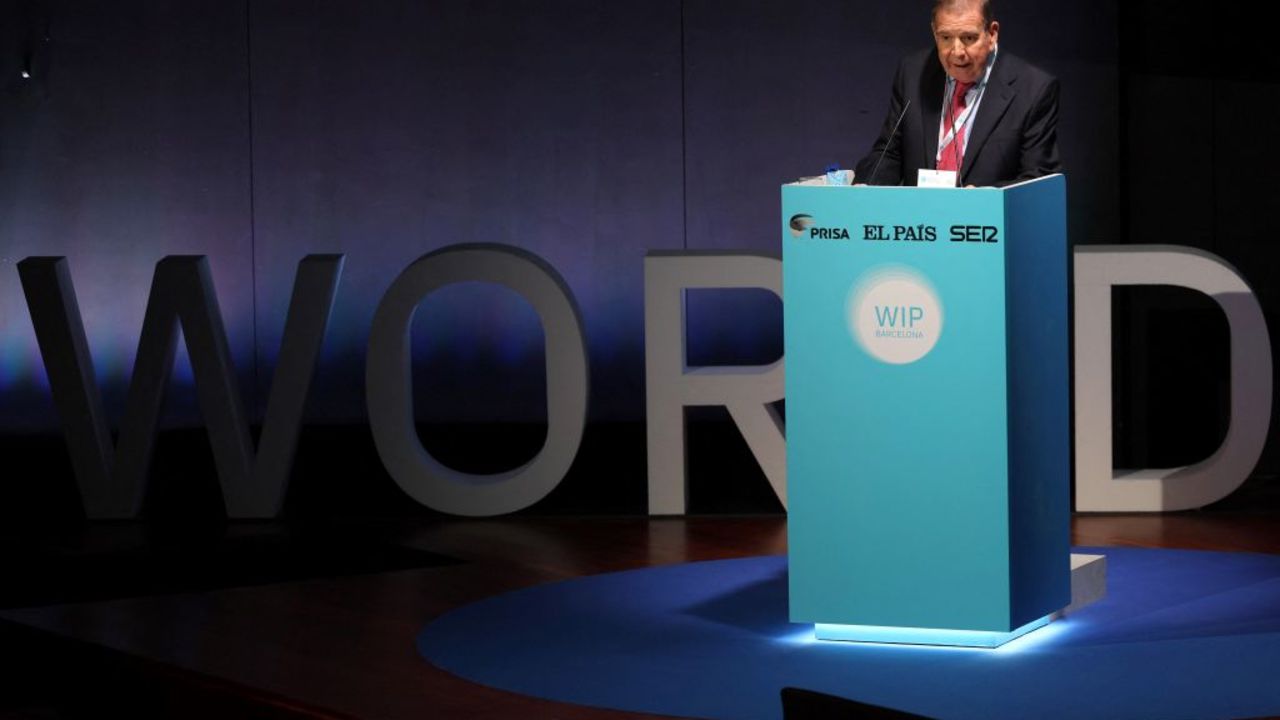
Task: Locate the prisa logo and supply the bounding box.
[809,227,851,240]
[788,214,815,238]
[787,214,851,240]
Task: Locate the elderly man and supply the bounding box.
[854,0,1062,187]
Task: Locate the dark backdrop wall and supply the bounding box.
[1113,2,1280,489]
[13,1,1257,520]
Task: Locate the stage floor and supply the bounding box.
[3,514,1280,719]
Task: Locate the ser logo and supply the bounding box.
[950,225,999,243]
[788,214,851,240]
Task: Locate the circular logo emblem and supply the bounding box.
[788,214,815,238]
[847,267,943,365]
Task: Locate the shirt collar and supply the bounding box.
[946,43,999,95]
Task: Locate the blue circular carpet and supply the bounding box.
[418,547,1280,719]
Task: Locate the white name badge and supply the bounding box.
[917,169,958,188]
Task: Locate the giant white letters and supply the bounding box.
[366,244,589,517]
[1074,245,1273,511]
[643,251,786,515]
[18,255,342,519]
[14,244,1274,517]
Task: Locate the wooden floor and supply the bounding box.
[2,512,1278,719]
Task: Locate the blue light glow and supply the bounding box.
[993,614,1073,654]
[421,550,1280,720]
[0,329,48,391]
[775,626,822,647]
[775,626,990,655]
[814,613,1053,648]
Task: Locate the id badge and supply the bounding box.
[917,169,958,188]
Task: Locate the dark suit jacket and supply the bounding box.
[854,47,1062,187]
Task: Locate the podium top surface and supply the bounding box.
[783,172,1063,192]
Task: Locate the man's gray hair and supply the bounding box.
[932,0,995,26]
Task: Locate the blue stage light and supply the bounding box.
[813,613,1053,648]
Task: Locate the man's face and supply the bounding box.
[932,4,999,85]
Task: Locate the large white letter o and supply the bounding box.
[367,244,588,516]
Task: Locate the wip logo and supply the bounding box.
[788,214,850,240]
[847,266,943,365]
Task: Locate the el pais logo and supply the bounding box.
[860,224,999,242]
[847,265,944,365]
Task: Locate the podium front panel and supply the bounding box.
[783,185,1016,632]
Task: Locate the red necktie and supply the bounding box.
[937,81,973,173]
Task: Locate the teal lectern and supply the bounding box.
[783,174,1070,647]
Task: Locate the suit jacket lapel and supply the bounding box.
[961,53,1016,184]
[921,59,944,172]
